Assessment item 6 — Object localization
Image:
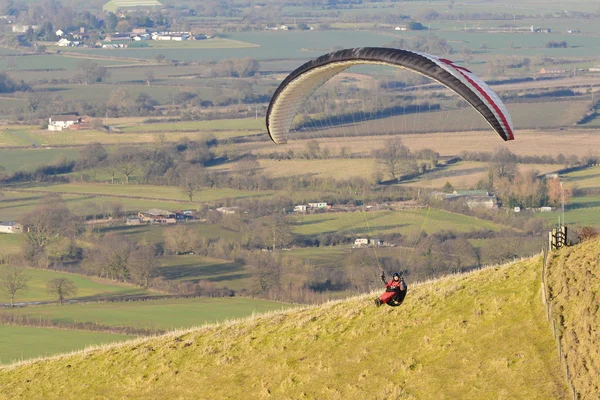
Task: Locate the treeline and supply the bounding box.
[459,150,599,167]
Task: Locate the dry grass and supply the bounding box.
[0,256,567,399]
[546,238,600,399]
[248,129,600,158]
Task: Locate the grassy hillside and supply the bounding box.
[0,256,566,399]
[546,239,600,399]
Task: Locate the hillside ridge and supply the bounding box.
[0,256,568,399]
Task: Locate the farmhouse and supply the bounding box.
[0,221,23,234]
[293,205,307,213]
[105,33,133,42]
[152,32,190,41]
[102,0,162,14]
[432,190,498,209]
[539,68,567,75]
[48,115,81,131]
[138,209,176,224]
[216,207,239,215]
[308,202,330,210]
[353,238,383,247]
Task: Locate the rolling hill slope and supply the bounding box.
[0,256,568,399]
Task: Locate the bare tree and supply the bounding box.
[21,196,81,268]
[47,278,77,304]
[129,245,159,287]
[0,266,30,306]
[76,60,108,85]
[344,250,379,292]
[489,147,518,182]
[84,234,132,281]
[163,225,194,254]
[375,138,413,180]
[144,70,154,86]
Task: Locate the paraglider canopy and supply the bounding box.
[266,47,514,144]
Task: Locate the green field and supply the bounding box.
[0,191,198,220]
[0,148,80,173]
[0,266,154,304]
[293,208,503,237]
[0,325,131,365]
[2,297,293,332]
[158,255,251,290]
[563,166,600,189]
[0,253,567,398]
[119,118,265,133]
[0,234,25,257]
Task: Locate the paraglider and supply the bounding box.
[375,271,407,307]
[266,48,516,309]
[266,47,514,144]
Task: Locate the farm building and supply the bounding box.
[432,190,498,209]
[308,202,330,210]
[48,115,81,131]
[353,238,383,247]
[0,221,23,234]
[293,205,307,212]
[105,33,133,42]
[126,217,142,225]
[216,207,239,215]
[102,0,162,14]
[138,209,176,224]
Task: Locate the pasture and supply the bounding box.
[292,208,503,237]
[0,325,131,365]
[563,166,600,189]
[119,117,265,133]
[2,297,293,332]
[158,255,251,290]
[401,162,560,189]
[103,222,242,244]
[0,234,25,257]
[0,266,154,304]
[0,191,198,220]
[244,129,600,159]
[6,183,274,203]
[0,148,80,173]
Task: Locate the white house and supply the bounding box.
[56,29,64,36]
[394,26,407,31]
[0,221,23,234]
[308,202,328,209]
[293,205,307,212]
[57,38,72,47]
[216,207,239,215]
[354,238,369,246]
[48,115,81,131]
[279,25,289,31]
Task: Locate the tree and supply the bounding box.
[112,148,139,184]
[0,266,30,307]
[164,225,194,254]
[105,12,118,32]
[128,245,159,287]
[144,70,154,86]
[547,178,572,208]
[375,138,413,180]
[78,142,107,169]
[344,250,379,292]
[27,91,46,113]
[85,234,132,280]
[76,60,108,85]
[46,278,77,304]
[21,197,81,268]
[155,54,166,64]
[489,147,518,182]
[262,214,292,251]
[442,181,454,193]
